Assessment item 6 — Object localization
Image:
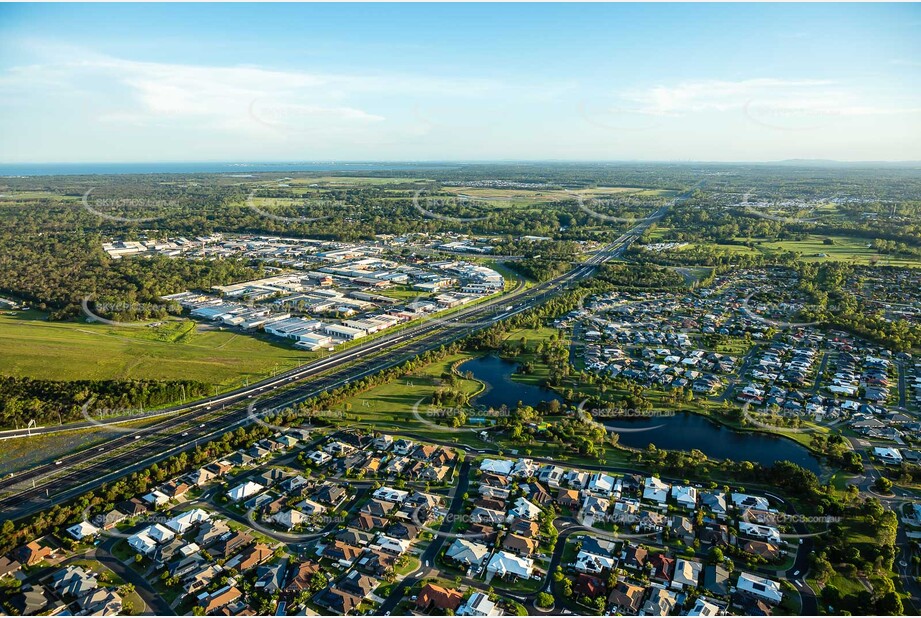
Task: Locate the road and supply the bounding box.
[377,458,473,615]
[0,200,672,522]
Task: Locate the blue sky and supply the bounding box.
[1,3,919,162]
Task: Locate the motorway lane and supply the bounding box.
[0,240,613,519]
[0,195,676,521]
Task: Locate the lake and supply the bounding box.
[461,355,822,473]
[459,355,563,410]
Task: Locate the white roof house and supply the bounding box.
[458,591,502,617]
[672,558,703,588]
[227,481,264,502]
[587,473,616,497]
[373,535,411,556]
[510,497,542,521]
[739,521,782,544]
[643,477,670,504]
[445,539,490,566]
[486,551,533,579]
[736,572,783,604]
[373,487,409,503]
[574,550,616,574]
[873,447,903,464]
[127,533,157,556]
[687,598,721,616]
[671,485,699,509]
[166,508,211,534]
[142,490,170,506]
[273,509,308,530]
[730,493,770,511]
[66,521,101,541]
[146,523,176,543]
[480,458,515,476]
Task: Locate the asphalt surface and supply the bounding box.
[0,204,668,522]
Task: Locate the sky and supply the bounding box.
[0,3,919,163]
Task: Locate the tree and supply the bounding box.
[873,476,893,494]
[535,592,554,609]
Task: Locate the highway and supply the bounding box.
[0,204,669,521]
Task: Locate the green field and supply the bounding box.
[757,234,921,267]
[0,310,312,385]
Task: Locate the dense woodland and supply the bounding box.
[0,376,210,429]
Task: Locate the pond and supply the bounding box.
[460,355,822,473]
[604,412,822,473]
[459,355,563,410]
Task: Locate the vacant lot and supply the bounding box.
[0,310,312,385]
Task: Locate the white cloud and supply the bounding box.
[614,78,919,119]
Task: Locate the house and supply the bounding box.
[739,521,782,544]
[10,586,52,616]
[66,521,101,541]
[643,477,670,504]
[669,515,695,544]
[574,573,607,599]
[736,572,783,605]
[166,508,210,534]
[196,520,232,547]
[479,458,515,476]
[609,580,646,614]
[873,447,903,465]
[486,550,533,580]
[622,544,649,570]
[445,539,490,567]
[198,585,242,614]
[700,492,728,516]
[273,509,308,530]
[641,587,677,616]
[14,540,52,566]
[557,489,581,509]
[0,556,22,579]
[285,561,321,593]
[212,530,253,559]
[227,481,264,502]
[704,565,731,596]
[510,496,542,520]
[315,587,362,615]
[416,583,464,613]
[730,493,769,511]
[587,472,617,497]
[323,541,363,566]
[688,598,722,616]
[235,543,274,571]
[502,533,537,557]
[50,565,97,598]
[77,588,123,615]
[334,569,379,602]
[673,558,703,588]
[575,550,616,575]
[649,553,675,583]
[744,540,782,561]
[373,435,394,451]
[458,591,503,616]
[671,485,698,509]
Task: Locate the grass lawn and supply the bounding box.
[0,310,313,385]
[756,235,921,268]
